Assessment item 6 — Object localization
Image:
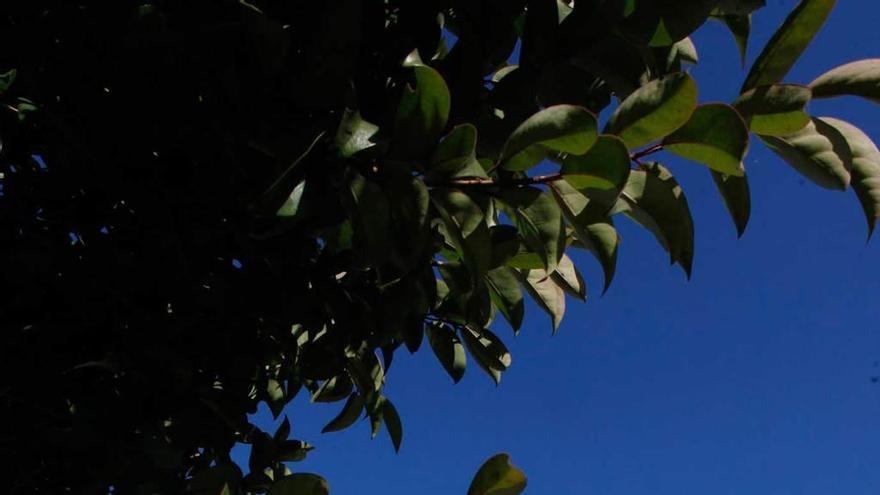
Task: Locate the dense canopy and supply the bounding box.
[1,0,878,493]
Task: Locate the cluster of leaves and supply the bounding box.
[1,0,879,493]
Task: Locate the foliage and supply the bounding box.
[1,0,878,492]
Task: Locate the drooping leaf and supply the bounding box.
[809,59,880,103]
[733,84,812,136]
[270,474,330,495]
[459,325,512,385]
[663,103,749,176]
[611,163,695,277]
[381,397,403,452]
[433,189,492,279]
[741,0,837,92]
[713,14,751,66]
[561,135,631,191]
[496,188,565,273]
[467,453,528,495]
[711,171,752,237]
[817,117,880,237]
[759,117,851,190]
[0,69,16,95]
[321,393,365,433]
[499,105,598,171]
[425,322,466,383]
[485,268,525,333]
[551,254,586,301]
[516,268,565,333]
[550,180,621,292]
[394,50,452,157]
[605,72,698,149]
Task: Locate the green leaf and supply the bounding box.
[270,474,330,495]
[711,171,752,237]
[499,105,598,171]
[276,181,307,218]
[381,397,403,453]
[561,135,631,191]
[605,73,698,149]
[496,188,565,274]
[393,50,451,157]
[335,109,380,158]
[733,84,812,136]
[276,440,313,462]
[619,1,718,47]
[809,59,880,104]
[459,325,512,386]
[350,173,392,264]
[550,181,621,292]
[467,453,528,495]
[817,117,880,238]
[265,379,285,418]
[485,268,525,333]
[426,322,466,383]
[663,103,749,176]
[741,0,837,92]
[311,374,353,403]
[0,69,16,95]
[430,124,489,179]
[759,117,851,190]
[322,393,365,433]
[516,268,566,333]
[433,189,492,278]
[611,163,695,277]
[551,254,586,301]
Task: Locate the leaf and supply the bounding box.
[274,416,291,443]
[311,374,353,403]
[322,393,365,433]
[741,0,837,92]
[663,103,749,176]
[499,105,598,171]
[561,135,631,191]
[467,453,528,495]
[711,171,752,237]
[809,59,880,103]
[817,117,880,237]
[550,181,621,292]
[733,84,812,136]
[618,1,718,47]
[425,322,466,383]
[759,117,851,190]
[381,397,403,453]
[484,268,525,333]
[393,50,452,157]
[496,188,565,274]
[459,325,512,385]
[265,379,285,419]
[270,474,330,495]
[433,189,492,278]
[714,14,751,66]
[551,254,586,301]
[276,181,307,218]
[276,440,313,462]
[350,173,392,264]
[335,109,380,158]
[189,464,243,495]
[431,124,488,178]
[611,163,695,277]
[0,69,16,95]
[516,268,566,333]
[605,72,698,149]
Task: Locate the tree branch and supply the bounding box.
[432,173,564,188]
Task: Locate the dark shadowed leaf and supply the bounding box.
[426,322,466,383]
[322,393,365,433]
[270,474,330,495]
[611,163,695,277]
[711,171,752,237]
[561,135,631,190]
[485,267,525,333]
[516,268,565,333]
[381,397,403,452]
[496,188,565,274]
[394,50,451,156]
[335,109,380,158]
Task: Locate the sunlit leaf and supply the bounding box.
[810,58,880,103]
[499,105,598,171]
[605,73,698,149]
[663,103,749,176]
[759,117,851,190]
[733,84,812,136]
[467,453,528,495]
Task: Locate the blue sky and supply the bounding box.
[240,2,880,493]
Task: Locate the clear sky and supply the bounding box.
[239,2,880,493]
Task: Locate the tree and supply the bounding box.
[1,0,877,492]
